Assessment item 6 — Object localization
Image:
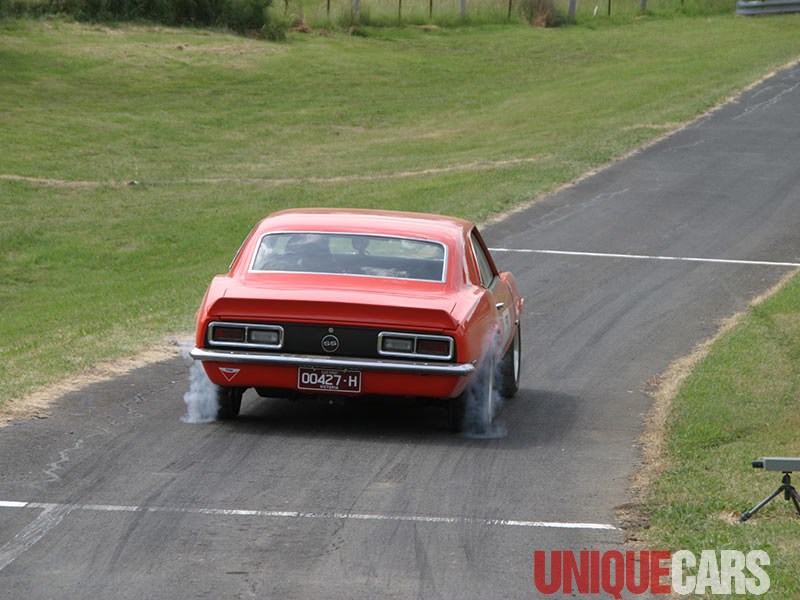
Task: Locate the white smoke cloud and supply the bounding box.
[460,378,508,439]
[459,333,508,439]
[180,347,219,424]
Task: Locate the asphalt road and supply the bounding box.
[2,63,799,599]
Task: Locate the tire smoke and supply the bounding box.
[459,335,508,439]
[460,380,508,439]
[180,352,219,424]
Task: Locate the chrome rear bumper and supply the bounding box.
[189,347,476,376]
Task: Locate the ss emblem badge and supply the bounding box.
[321,334,340,353]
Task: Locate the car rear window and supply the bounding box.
[250,232,447,282]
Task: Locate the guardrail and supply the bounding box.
[736,0,800,14]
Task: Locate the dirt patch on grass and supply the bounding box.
[2,157,544,190]
[0,174,112,189]
[0,336,191,428]
[188,156,548,186]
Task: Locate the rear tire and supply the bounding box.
[498,324,521,399]
[448,395,466,433]
[216,386,244,420]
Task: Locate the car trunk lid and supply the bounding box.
[211,281,459,331]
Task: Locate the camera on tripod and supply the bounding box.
[750,457,800,472]
[740,457,800,522]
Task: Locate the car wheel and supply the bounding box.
[216,386,244,420]
[498,324,521,399]
[448,356,495,434]
[447,395,466,433]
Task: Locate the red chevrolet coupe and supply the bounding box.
[190,208,523,431]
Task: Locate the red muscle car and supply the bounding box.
[190,208,523,432]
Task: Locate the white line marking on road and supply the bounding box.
[0,503,72,572]
[0,500,617,533]
[489,248,800,268]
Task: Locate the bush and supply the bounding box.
[182,0,233,25]
[223,0,270,31]
[0,0,53,17]
[0,0,280,34]
[260,6,288,38]
[518,0,559,26]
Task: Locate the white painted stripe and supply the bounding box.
[2,500,616,532]
[489,248,800,268]
[0,504,73,572]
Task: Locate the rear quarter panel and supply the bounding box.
[451,287,499,369]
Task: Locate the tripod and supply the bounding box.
[740,472,800,522]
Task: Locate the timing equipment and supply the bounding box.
[740,457,800,522]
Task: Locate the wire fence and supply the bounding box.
[0,0,737,29]
[288,0,735,25]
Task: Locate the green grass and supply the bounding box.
[1,15,799,406]
[644,274,800,598]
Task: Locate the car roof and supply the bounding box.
[254,208,474,244]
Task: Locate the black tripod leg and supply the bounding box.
[789,486,800,517]
[740,485,786,522]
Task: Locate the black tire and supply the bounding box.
[498,324,521,399]
[216,386,244,420]
[448,356,495,434]
[448,394,466,433]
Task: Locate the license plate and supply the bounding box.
[297,367,362,393]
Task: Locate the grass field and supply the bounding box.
[643,274,800,598]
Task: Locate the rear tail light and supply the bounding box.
[212,326,246,343]
[208,322,283,349]
[416,338,451,357]
[382,337,414,353]
[249,329,281,346]
[378,332,453,361]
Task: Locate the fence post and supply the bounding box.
[507,0,513,18]
[568,0,577,19]
[353,0,360,22]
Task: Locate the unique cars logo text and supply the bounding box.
[533,550,770,597]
